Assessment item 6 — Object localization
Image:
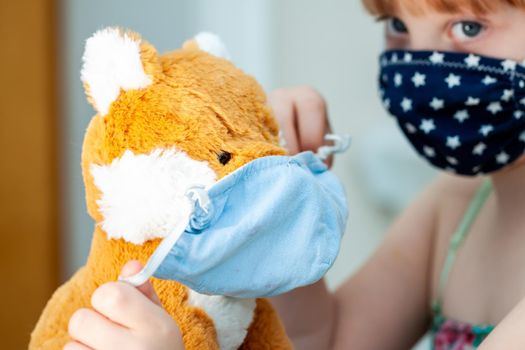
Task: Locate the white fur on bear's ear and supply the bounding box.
[81,27,153,116]
[194,32,231,60]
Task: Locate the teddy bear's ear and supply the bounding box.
[81,27,157,116]
[183,32,231,60]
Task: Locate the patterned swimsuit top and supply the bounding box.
[431,180,495,350]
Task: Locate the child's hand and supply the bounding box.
[269,86,333,163]
[64,261,183,350]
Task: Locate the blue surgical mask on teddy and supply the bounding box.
[379,50,525,176]
[121,147,349,298]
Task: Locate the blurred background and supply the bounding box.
[0,0,437,348]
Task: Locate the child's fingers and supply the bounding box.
[120,260,162,306]
[292,87,335,167]
[269,87,335,166]
[293,87,330,152]
[63,341,93,350]
[268,89,300,154]
[68,308,131,350]
[91,281,172,333]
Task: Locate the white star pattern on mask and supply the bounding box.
[479,125,494,136]
[454,110,470,123]
[405,123,417,134]
[429,52,445,64]
[394,73,403,87]
[446,136,461,149]
[472,143,487,155]
[420,119,436,134]
[446,156,459,165]
[381,50,525,175]
[501,89,514,102]
[487,102,503,115]
[465,97,480,106]
[423,146,435,157]
[496,151,510,164]
[464,54,480,67]
[445,73,461,88]
[412,72,426,87]
[501,59,517,71]
[430,98,445,110]
[401,97,413,112]
[482,75,497,85]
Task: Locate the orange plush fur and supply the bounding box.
[30,28,291,349]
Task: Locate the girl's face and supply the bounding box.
[378,1,525,172]
[382,2,525,61]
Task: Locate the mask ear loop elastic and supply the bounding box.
[316,134,351,161]
[118,186,210,287]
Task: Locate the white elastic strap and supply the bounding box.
[316,134,351,161]
[119,187,211,286]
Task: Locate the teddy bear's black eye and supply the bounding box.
[217,151,232,165]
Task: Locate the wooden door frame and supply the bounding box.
[0,0,61,347]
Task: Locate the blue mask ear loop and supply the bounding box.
[316,134,351,161]
[119,186,210,287]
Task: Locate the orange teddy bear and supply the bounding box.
[30,27,291,350]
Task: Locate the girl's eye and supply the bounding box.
[451,21,485,41]
[386,17,409,35]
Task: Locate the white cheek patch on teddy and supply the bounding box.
[187,290,256,350]
[90,148,216,245]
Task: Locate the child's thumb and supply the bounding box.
[120,260,162,306]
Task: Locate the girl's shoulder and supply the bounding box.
[429,173,486,246]
[431,173,485,207]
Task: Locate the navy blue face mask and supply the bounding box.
[379,50,525,176]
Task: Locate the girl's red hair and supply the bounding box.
[362,0,525,16]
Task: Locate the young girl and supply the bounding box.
[65,0,525,349]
